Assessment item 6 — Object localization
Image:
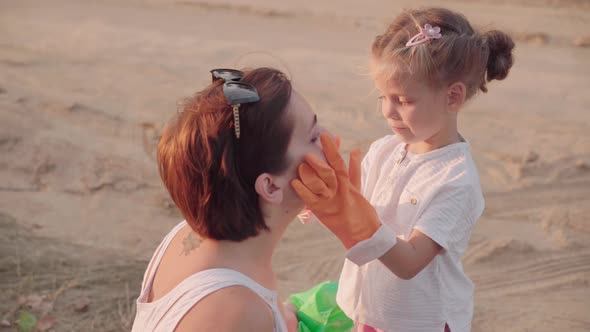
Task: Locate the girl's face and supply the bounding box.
[375,74,450,145]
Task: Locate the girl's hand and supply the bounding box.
[291,133,380,249]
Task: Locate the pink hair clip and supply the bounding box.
[405,24,442,47]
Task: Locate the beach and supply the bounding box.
[1,0,589,330]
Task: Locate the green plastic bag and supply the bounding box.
[288,281,354,332]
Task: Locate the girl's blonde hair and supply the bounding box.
[371,7,515,99]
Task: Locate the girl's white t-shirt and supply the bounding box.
[337,135,485,332]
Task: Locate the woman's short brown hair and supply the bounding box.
[157,68,293,241]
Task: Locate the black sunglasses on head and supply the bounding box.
[210,69,260,105]
[210,69,260,139]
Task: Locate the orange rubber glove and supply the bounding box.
[291,133,381,249]
[296,135,344,225]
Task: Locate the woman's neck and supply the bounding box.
[198,218,289,290]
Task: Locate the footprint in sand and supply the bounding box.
[513,31,549,46]
[471,248,590,296]
[518,155,590,181]
[465,238,537,265]
[0,135,21,151]
[573,35,590,48]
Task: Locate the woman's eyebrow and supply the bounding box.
[309,114,317,133]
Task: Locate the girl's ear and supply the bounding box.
[447,82,467,111]
[254,173,284,204]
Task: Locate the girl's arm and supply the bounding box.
[290,134,448,277]
[377,229,442,280]
[378,184,479,279]
[291,134,477,278]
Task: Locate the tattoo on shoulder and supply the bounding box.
[181,231,202,256]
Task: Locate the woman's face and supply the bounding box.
[280,91,326,211]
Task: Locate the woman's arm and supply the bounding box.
[281,298,299,332]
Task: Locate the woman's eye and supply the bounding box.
[311,133,320,143]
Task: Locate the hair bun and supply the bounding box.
[484,30,515,82]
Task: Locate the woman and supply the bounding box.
[131,67,324,332]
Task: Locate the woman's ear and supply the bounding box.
[447,82,467,112]
[255,173,284,204]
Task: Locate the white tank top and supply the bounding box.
[131,221,288,332]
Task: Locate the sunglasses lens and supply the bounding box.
[223,82,260,105]
[211,69,244,82]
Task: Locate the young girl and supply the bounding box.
[291,7,514,332]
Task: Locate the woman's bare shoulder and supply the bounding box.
[174,285,274,332]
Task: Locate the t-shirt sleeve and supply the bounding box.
[413,185,483,252]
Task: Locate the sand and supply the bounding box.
[1,0,589,331]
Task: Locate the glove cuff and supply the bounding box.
[345,224,397,266]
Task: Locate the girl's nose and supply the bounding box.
[382,100,401,121]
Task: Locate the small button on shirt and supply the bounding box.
[337,135,485,332]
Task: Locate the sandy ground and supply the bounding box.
[1,0,589,331]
